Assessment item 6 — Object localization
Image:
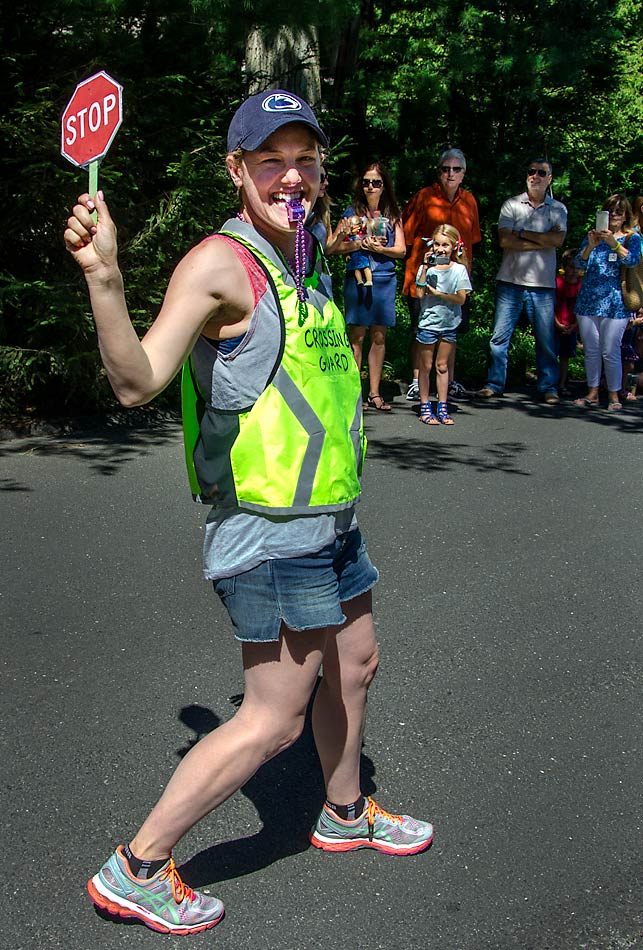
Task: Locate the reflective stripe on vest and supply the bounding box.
[182,221,365,512]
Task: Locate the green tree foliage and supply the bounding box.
[0,0,240,416]
[1,0,642,418]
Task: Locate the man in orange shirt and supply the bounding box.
[403,150,481,400]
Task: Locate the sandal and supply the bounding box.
[436,401,455,425]
[419,401,438,425]
[572,397,599,408]
[621,390,637,402]
[607,401,623,412]
[367,393,392,412]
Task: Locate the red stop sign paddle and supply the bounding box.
[61,71,123,213]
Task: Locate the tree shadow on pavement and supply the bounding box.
[469,389,643,432]
[175,687,377,888]
[0,411,182,482]
[366,435,531,476]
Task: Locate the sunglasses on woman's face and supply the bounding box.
[527,168,549,178]
[441,165,463,173]
[362,178,383,188]
[320,172,328,183]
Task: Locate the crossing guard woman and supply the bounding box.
[64,90,433,936]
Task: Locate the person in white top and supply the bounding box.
[477,158,567,404]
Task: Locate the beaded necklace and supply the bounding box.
[238,203,310,325]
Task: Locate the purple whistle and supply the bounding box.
[286,198,306,223]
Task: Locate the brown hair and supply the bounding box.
[352,162,401,223]
[309,164,333,236]
[602,193,634,230]
[561,248,579,269]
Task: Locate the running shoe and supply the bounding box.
[405,380,420,401]
[87,846,224,934]
[448,380,470,401]
[309,797,433,856]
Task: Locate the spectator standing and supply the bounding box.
[573,194,641,411]
[476,159,567,405]
[306,163,334,298]
[554,248,581,396]
[402,149,481,400]
[338,163,406,411]
[620,308,643,401]
[414,224,472,425]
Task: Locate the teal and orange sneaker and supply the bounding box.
[87,846,224,934]
[309,797,433,856]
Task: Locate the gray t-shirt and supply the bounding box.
[496,192,567,288]
[417,262,472,332]
[203,507,357,580]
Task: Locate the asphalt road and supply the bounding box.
[2,392,642,950]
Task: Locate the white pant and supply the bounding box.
[577,314,629,391]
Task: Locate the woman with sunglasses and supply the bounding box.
[337,163,405,411]
[573,194,641,411]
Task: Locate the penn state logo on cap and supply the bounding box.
[261,93,303,114]
[227,88,328,152]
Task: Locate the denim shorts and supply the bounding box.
[212,529,379,642]
[416,328,458,345]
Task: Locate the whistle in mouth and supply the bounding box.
[286,198,306,223]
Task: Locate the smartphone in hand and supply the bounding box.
[596,210,609,231]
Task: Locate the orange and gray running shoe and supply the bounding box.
[309,797,433,856]
[87,846,224,934]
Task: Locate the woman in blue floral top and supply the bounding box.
[573,194,641,411]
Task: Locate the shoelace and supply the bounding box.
[366,797,404,839]
[159,858,196,904]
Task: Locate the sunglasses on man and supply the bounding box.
[440,165,464,173]
[362,178,383,188]
[527,168,550,178]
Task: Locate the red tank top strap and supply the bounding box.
[201,233,268,306]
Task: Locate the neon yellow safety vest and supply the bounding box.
[181,221,365,514]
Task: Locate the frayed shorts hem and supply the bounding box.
[212,529,379,643]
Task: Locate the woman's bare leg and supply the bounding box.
[367,325,388,398]
[348,325,366,372]
[129,628,328,860]
[312,591,379,804]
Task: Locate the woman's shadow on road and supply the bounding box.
[175,689,376,888]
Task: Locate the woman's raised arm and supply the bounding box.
[64,191,252,406]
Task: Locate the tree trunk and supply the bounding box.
[244,24,321,108]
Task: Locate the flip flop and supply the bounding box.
[572,397,599,408]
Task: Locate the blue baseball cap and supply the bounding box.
[227,89,328,152]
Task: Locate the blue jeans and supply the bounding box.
[486,282,559,394]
